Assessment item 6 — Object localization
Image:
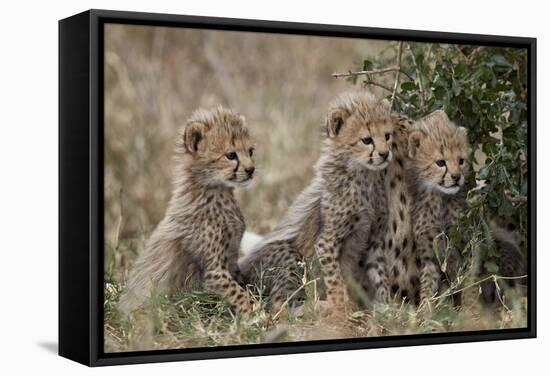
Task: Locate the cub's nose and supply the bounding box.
[245,167,255,176]
[378,151,389,160]
[451,173,461,182]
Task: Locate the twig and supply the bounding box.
[390,42,404,109]
[407,43,425,107]
[467,47,484,66]
[493,276,512,313]
[504,190,528,204]
[104,324,123,343]
[433,274,528,302]
[363,80,406,101]
[332,66,413,81]
[454,45,469,62]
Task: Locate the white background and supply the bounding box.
[0,0,546,374]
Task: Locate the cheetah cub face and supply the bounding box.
[325,92,394,171]
[408,110,471,195]
[180,107,256,188]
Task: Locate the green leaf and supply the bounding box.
[400,81,417,92]
[484,261,499,274]
[478,166,490,180]
[452,79,462,96]
[491,54,512,68]
[455,62,468,76]
[362,59,374,71]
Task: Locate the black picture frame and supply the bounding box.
[59,8,537,367]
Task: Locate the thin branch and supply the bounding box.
[390,41,404,109]
[454,45,469,62]
[432,274,528,302]
[455,46,483,66]
[467,47,484,66]
[407,42,426,107]
[504,190,528,204]
[332,66,413,81]
[493,276,513,313]
[363,80,406,101]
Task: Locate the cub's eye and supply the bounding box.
[226,152,238,160]
[459,158,465,165]
[249,148,254,157]
[435,159,446,167]
[385,133,391,141]
[362,137,374,145]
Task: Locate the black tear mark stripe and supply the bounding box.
[441,165,448,184]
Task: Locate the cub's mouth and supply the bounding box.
[229,174,254,185]
[366,160,389,171]
[364,157,390,171]
[440,182,461,188]
[436,183,461,194]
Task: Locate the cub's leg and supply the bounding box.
[416,231,441,310]
[239,241,304,313]
[361,239,389,303]
[315,208,353,309]
[201,224,254,314]
[265,244,304,313]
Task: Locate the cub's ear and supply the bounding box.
[183,121,209,153]
[408,129,426,158]
[391,112,412,130]
[326,108,350,138]
[456,126,471,153]
[457,126,468,137]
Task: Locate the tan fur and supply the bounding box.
[118,107,256,314]
[407,111,471,307]
[240,91,400,312]
[359,111,471,306]
[358,114,416,303]
[360,110,525,309]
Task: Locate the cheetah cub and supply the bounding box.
[408,111,524,308]
[240,91,397,312]
[363,111,524,308]
[406,111,471,307]
[356,113,415,304]
[119,107,256,314]
[362,111,470,306]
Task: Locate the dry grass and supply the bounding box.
[105,251,527,352]
[103,24,527,353]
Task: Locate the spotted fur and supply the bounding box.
[406,111,471,307]
[118,107,256,314]
[366,110,524,309]
[356,113,417,304]
[240,91,399,312]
